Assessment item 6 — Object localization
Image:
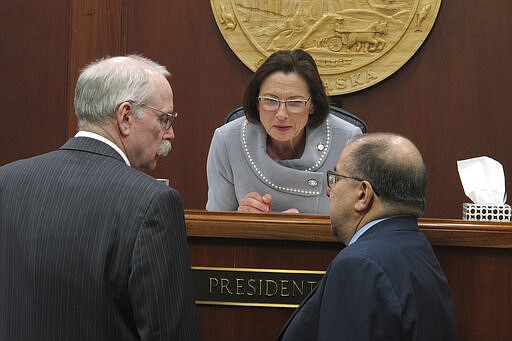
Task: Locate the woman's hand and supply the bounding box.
[237,192,299,213]
[238,192,272,213]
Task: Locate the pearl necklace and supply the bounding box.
[241,119,331,195]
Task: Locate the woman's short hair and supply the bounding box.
[243,50,330,128]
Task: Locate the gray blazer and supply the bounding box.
[0,137,199,340]
[206,115,362,213]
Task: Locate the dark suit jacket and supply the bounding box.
[278,216,457,341]
[0,137,199,340]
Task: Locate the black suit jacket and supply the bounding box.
[278,216,457,341]
[0,137,199,340]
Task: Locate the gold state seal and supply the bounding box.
[211,0,441,95]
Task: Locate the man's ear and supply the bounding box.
[354,181,374,212]
[116,102,133,137]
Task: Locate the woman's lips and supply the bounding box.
[274,125,291,132]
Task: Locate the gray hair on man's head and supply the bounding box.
[74,54,171,128]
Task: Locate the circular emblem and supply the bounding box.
[211,0,441,95]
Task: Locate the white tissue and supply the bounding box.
[457,156,507,205]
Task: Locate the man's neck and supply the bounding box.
[76,125,130,166]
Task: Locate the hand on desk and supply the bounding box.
[237,192,299,213]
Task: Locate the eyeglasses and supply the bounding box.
[326,170,380,196]
[140,103,178,130]
[326,170,363,188]
[258,96,311,114]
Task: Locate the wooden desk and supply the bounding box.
[186,210,512,340]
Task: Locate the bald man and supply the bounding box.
[278,133,457,340]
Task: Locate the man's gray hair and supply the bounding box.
[74,55,170,127]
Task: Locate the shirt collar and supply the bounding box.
[348,216,392,245]
[75,131,130,166]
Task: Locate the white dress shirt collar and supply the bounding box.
[75,131,130,166]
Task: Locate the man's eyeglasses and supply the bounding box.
[326,170,380,196]
[140,103,178,130]
[258,96,311,114]
[326,170,363,188]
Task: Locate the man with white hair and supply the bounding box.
[0,55,199,340]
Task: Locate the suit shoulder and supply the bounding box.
[330,243,388,271]
[123,169,180,194]
[0,150,61,176]
[212,117,244,139]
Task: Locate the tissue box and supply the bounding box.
[462,203,511,222]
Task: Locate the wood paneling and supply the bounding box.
[0,0,70,164]
[435,246,512,341]
[187,210,512,341]
[0,0,512,340]
[338,0,512,218]
[67,0,124,135]
[2,1,511,339]
[124,0,251,208]
[2,0,511,218]
[186,209,512,247]
[123,0,512,218]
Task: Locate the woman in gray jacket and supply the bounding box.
[206,50,363,214]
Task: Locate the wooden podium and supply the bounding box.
[186,210,512,341]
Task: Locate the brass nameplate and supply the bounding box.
[192,266,324,308]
